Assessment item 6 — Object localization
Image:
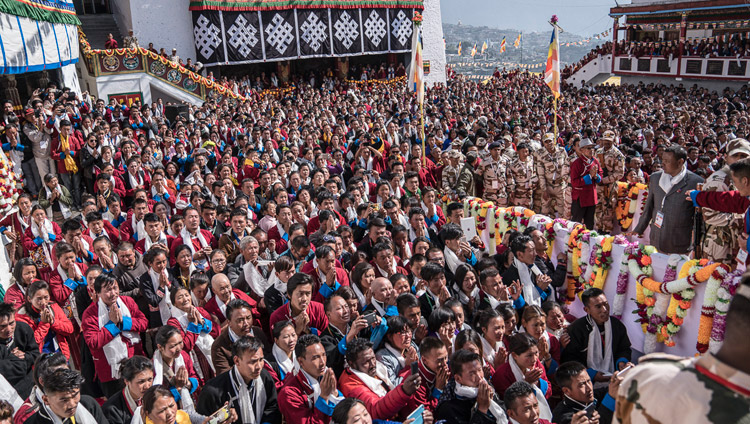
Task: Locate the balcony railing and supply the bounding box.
[613,54,750,81]
[78,29,247,102]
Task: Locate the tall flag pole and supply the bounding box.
[545,15,561,140]
[408,11,425,165]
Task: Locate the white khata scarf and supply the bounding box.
[586,315,614,373]
[453,282,479,306]
[658,164,687,194]
[268,270,286,294]
[508,354,553,421]
[454,383,508,424]
[444,245,464,275]
[351,283,367,309]
[480,335,504,366]
[56,264,82,323]
[180,227,208,266]
[149,269,173,324]
[514,257,542,307]
[144,232,168,252]
[152,350,194,411]
[131,214,146,242]
[128,170,144,190]
[349,362,394,398]
[272,342,298,376]
[170,305,215,379]
[40,395,98,424]
[43,184,71,219]
[98,298,139,379]
[230,365,266,424]
[243,260,270,298]
[31,218,55,267]
[215,292,236,319]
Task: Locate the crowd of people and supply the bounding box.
[561,42,612,80]
[0,56,749,424]
[612,31,750,59]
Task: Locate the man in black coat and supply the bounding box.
[198,336,280,424]
[561,288,633,385]
[0,302,40,399]
[26,368,109,424]
[435,350,504,424]
[552,361,617,424]
[501,234,553,309]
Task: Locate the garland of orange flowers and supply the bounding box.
[585,236,614,291]
[564,224,586,303]
[615,182,647,230]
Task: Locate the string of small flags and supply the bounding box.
[620,20,750,31]
[561,29,611,47]
[451,60,547,69]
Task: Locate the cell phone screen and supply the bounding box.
[410,361,419,375]
[584,402,596,418]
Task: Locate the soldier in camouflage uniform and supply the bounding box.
[700,138,750,264]
[536,133,571,219]
[441,149,462,199]
[595,130,625,233]
[477,141,509,206]
[507,142,538,209]
[475,137,490,162]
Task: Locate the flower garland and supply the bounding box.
[638,254,681,353]
[612,242,639,319]
[709,270,742,353]
[564,224,587,303]
[585,236,614,291]
[615,182,647,230]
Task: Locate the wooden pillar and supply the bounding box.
[335,57,349,79]
[277,61,291,84]
[677,12,687,77]
[612,17,619,74]
[2,75,22,110]
[38,70,50,89]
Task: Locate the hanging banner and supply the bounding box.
[192,7,414,66]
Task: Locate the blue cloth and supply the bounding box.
[314,391,341,416]
[539,378,548,395]
[601,393,616,411]
[64,277,86,291]
[318,280,341,299]
[689,190,701,208]
[104,321,120,336]
[121,316,133,331]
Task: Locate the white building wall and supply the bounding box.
[115,0,197,66]
[419,0,446,86]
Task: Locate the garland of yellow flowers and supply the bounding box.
[615,182,647,230]
[585,236,614,290]
[564,224,586,303]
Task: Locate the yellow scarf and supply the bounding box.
[145,410,190,424]
[59,134,78,173]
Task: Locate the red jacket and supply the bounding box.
[0,212,31,255]
[93,174,127,198]
[267,224,289,254]
[203,289,256,323]
[166,307,220,353]
[168,229,217,265]
[50,131,84,175]
[22,222,62,269]
[4,283,26,309]
[300,261,351,304]
[404,360,440,414]
[338,368,412,420]
[278,371,334,424]
[491,358,551,399]
[306,210,346,235]
[47,262,88,306]
[134,234,177,254]
[81,295,149,382]
[15,302,74,359]
[85,220,121,248]
[694,189,750,214]
[570,156,603,207]
[269,301,328,335]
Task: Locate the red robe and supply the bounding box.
[4,283,26,310]
[47,262,89,307]
[85,220,122,248]
[491,358,552,399]
[269,301,328,335]
[338,368,412,420]
[278,371,334,424]
[134,234,177,254]
[0,211,31,256]
[306,209,346,235]
[300,261,351,304]
[203,289,256,323]
[168,229,217,265]
[267,224,290,254]
[50,131,84,175]
[81,295,149,382]
[166,307,221,351]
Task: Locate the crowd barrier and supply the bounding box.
[463,197,742,358]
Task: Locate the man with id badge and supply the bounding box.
[633,145,703,254]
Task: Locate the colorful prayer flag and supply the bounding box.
[514,33,522,48]
[500,37,506,53]
[544,25,560,99]
[457,41,462,56]
[408,27,424,105]
[481,41,488,54]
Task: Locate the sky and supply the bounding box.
[439,0,624,37]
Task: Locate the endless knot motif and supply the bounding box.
[391,10,412,46]
[300,13,328,52]
[364,10,386,46]
[193,14,222,58]
[334,11,359,49]
[265,14,294,54]
[227,14,259,57]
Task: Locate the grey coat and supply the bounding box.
[634,170,704,254]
